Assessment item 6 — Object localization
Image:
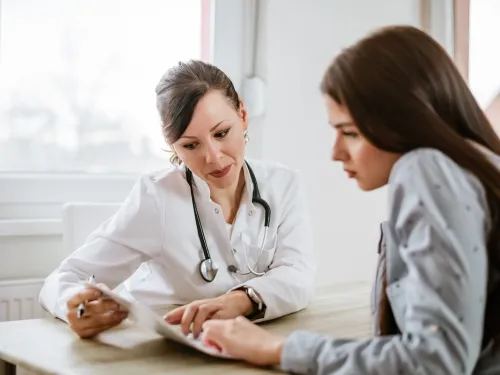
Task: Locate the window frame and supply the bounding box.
[454,0,500,132]
[452,0,470,81]
[0,0,247,230]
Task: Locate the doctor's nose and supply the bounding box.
[205,142,223,163]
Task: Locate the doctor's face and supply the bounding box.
[324,95,400,191]
[172,90,248,190]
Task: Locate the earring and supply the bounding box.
[243,130,249,144]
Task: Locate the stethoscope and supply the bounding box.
[186,161,271,282]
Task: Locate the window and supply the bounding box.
[454,0,500,132]
[0,0,247,224]
[469,0,500,132]
[0,0,209,173]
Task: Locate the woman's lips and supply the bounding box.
[345,170,356,178]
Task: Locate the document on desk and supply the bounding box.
[89,284,232,359]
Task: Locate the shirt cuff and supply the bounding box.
[281,330,324,374]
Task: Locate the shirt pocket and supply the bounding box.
[241,230,278,274]
[386,278,407,331]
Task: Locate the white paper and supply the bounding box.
[88,283,232,358]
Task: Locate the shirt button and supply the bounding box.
[215,208,219,214]
[248,211,253,216]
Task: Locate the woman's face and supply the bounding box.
[172,91,248,191]
[324,95,401,191]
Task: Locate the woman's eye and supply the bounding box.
[183,143,197,150]
[342,131,359,138]
[215,129,230,138]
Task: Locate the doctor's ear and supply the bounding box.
[170,153,182,166]
[167,146,182,166]
[238,100,248,124]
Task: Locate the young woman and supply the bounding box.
[201,26,500,374]
[40,60,316,339]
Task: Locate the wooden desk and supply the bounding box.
[0,282,371,375]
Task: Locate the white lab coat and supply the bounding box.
[39,159,316,322]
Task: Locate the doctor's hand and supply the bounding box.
[66,286,128,339]
[163,291,253,338]
[202,316,284,367]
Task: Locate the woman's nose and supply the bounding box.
[332,138,346,162]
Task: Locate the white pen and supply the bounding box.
[77,274,96,319]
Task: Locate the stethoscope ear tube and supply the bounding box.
[245,161,271,226]
[186,169,212,261]
[253,197,271,227]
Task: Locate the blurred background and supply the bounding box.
[0,0,498,294]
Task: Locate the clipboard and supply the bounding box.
[88,283,232,358]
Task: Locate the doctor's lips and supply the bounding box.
[209,165,231,178]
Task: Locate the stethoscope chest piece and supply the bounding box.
[199,258,218,282]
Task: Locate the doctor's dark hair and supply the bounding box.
[155,60,240,165]
[321,25,500,347]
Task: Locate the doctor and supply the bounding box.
[39,60,316,339]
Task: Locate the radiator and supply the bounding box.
[0,278,46,322]
[0,279,50,375]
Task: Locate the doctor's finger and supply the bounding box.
[192,304,218,338]
[66,287,103,309]
[76,316,126,339]
[82,299,122,315]
[71,310,127,333]
[180,304,201,336]
[163,305,186,325]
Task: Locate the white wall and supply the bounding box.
[256,0,421,285]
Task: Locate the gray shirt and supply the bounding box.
[281,147,500,374]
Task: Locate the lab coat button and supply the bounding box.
[248,211,253,216]
[215,208,219,214]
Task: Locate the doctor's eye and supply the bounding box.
[214,129,230,139]
[182,142,198,150]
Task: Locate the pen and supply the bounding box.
[77,274,96,319]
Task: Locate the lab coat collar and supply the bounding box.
[188,162,255,207]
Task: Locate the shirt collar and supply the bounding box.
[186,162,255,207]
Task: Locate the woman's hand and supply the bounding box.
[66,285,128,338]
[163,291,253,338]
[202,316,284,367]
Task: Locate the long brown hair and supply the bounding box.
[321,25,500,347]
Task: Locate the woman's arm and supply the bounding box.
[280,149,489,374]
